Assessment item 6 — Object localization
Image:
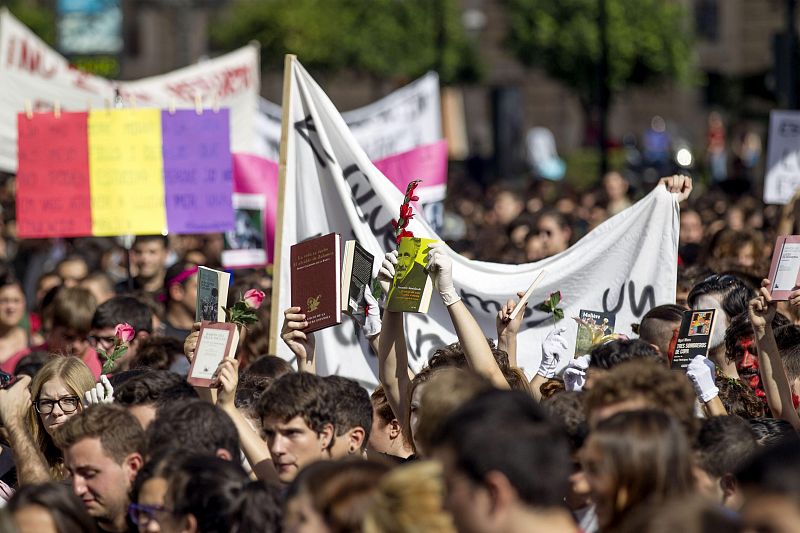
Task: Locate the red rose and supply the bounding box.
[243,289,265,309]
[114,323,135,343]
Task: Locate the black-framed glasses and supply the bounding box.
[128,503,175,526]
[34,396,80,414]
[87,335,116,348]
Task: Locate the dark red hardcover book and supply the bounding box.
[290,233,342,333]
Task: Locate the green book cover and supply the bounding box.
[387,237,439,313]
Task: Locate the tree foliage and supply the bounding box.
[211,0,481,84]
[504,0,693,106]
[2,2,56,44]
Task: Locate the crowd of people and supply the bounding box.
[0,171,800,533]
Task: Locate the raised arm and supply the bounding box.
[377,250,412,425]
[281,307,317,374]
[0,376,50,484]
[427,243,509,389]
[496,292,526,367]
[214,358,279,483]
[686,355,727,417]
[750,279,800,430]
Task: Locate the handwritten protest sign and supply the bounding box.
[88,109,166,236]
[162,110,234,233]
[765,110,800,204]
[16,111,92,237]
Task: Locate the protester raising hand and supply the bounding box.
[378,250,399,297]
[749,279,800,430]
[212,357,239,409]
[425,242,460,307]
[183,321,201,363]
[83,375,114,406]
[281,307,316,374]
[496,291,526,367]
[657,174,693,203]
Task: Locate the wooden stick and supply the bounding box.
[508,270,547,321]
[268,53,297,355]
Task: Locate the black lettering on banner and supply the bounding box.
[603,281,656,318]
[295,115,333,167]
[342,164,396,248]
[603,285,625,315]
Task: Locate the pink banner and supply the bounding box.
[228,140,446,267]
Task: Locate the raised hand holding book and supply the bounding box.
[767,235,800,300]
[196,266,230,322]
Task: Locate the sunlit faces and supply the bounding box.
[133,477,171,533]
[409,383,425,452]
[37,378,82,436]
[261,415,332,484]
[283,490,330,533]
[693,294,728,350]
[579,437,617,531]
[47,326,89,358]
[0,283,25,328]
[131,241,168,280]
[12,504,58,533]
[65,437,141,531]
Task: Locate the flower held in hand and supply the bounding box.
[243,289,265,309]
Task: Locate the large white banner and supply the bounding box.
[765,110,800,204]
[274,58,680,389]
[0,9,258,172]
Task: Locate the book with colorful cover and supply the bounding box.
[341,240,375,326]
[573,310,616,357]
[386,237,439,313]
[290,233,342,333]
[196,266,230,322]
[670,308,717,371]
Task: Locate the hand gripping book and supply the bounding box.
[573,310,616,357]
[670,308,717,371]
[387,237,439,313]
[196,266,230,322]
[290,233,342,333]
[768,235,800,300]
[341,240,376,327]
[187,321,239,387]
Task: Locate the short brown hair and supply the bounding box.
[256,372,334,433]
[585,360,698,439]
[54,404,145,463]
[49,286,97,334]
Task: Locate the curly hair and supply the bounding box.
[256,372,334,434]
[715,376,765,419]
[584,360,698,439]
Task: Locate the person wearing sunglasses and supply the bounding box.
[0,357,96,485]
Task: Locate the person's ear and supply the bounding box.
[215,448,234,462]
[182,513,199,533]
[484,470,515,517]
[319,423,334,450]
[388,419,402,439]
[124,453,144,484]
[720,473,737,503]
[348,427,366,455]
[133,331,149,346]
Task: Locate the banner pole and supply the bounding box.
[268,54,296,355]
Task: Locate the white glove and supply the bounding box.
[562,355,591,392]
[686,355,719,403]
[537,327,568,378]
[363,285,381,338]
[378,250,398,297]
[426,242,461,306]
[84,375,114,407]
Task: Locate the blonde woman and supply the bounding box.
[0,357,97,484]
[363,461,455,533]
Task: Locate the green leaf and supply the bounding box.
[554,308,565,320]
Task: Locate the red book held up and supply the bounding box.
[290,233,342,333]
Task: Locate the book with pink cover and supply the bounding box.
[768,235,800,300]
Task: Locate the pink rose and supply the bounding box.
[243,289,265,309]
[114,323,135,343]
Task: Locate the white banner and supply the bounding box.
[255,72,441,164]
[274,58,680,389]
[765,110,800,204]
[0,9,258,172]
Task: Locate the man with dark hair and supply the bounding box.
[688,274,754,378]
[89,296,153,373]
[323,375,372,458]
[739,440,800,531]
[256,372,335,484]
[113,369,197,428]
[431,390,576,533]
[637,303,685,357]
[116,235,169,299]
[128,336,188,374]
[585,360,698,440]
[162,260,198,341]
[146,399,240,461]
[695,416,758,509]
[55,404,145,533]
[585,339,666,390]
